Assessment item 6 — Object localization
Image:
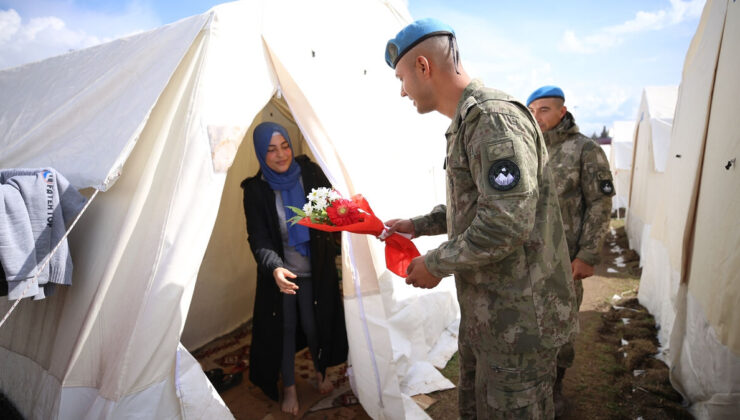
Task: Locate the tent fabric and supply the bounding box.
[609,120,635,210]
[0,1,460,419]
[624,86,677,257]
[636,0,740,418]
[0,13,211,191]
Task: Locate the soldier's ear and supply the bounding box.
[560,105,567,118]
[415,56,431,78]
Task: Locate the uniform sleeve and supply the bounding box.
[576,142,614,265]
[424,110,539,278]
[410,204,447,237]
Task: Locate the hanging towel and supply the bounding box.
[0,168,87,300]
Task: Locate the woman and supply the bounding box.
[241,122,348,415]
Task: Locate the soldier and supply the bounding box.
[527,86,615,416]
[383,19,577,419]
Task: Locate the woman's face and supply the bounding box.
[265,133,293,173]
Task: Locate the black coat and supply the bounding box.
[240,155,348,401]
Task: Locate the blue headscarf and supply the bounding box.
[253,122,310,257]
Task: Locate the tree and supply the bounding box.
[600,125,609,138]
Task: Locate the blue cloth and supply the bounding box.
[526,85,565,106]
[253,122,310,257]
[385,18,455,69]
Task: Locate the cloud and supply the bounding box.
[0,1,160,70]
[567,84,639,137]
[558,0,704,54]
[0,9,21,43]
[450,14,556,102]
[445,9,638,132]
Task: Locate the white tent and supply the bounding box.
[0,1,461,419]
[637,0,740,418]
[625,86,678,258]
[609,120,636,212]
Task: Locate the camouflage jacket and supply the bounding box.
[411,80,577,354]
[544,112,614,265]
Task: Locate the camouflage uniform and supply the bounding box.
[411,80,578,419]
[544,112,614,369]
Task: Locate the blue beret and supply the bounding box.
[526,85,565,106]
[385,18,455,69]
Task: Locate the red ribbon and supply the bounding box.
[296,195,420,277]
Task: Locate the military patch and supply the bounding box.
[600,179,614,195]
[487,139,514,160]
[488,159,520,191]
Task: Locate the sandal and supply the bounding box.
[204,367,243,392]
[215,372,243,392]
[204,368,224,385]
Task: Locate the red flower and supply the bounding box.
[326,199,361,226]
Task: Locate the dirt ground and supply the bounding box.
[425,219,693,420]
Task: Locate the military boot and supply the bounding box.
[553,366,567,417]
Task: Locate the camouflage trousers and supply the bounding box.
[557,278,584,368]
[458,343,558,419]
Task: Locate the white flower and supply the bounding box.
[328,189,342,201]
[314,197,328,211]
[305,187,344,215]
[308,188,322,203]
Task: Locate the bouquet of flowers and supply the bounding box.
[288,188,420,278]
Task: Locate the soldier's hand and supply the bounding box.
[383,218,416,240]
[405,256,442,289]
[571,258,594,281]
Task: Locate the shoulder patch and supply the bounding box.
[600,179,614,195]
[488,159,520,191]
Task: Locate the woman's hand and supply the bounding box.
[273,267,299,294]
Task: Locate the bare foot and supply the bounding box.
[317,371,334,394]
[281,385,299,416]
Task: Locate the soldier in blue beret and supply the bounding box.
[384,19,578,419]
[526,85,565,108]
[528,86,614,416]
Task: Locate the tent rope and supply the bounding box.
[0,189,99,329]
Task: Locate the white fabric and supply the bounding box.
[0,13,210,191]
[637,238,679,347]
[671,285,740,419]
[600,144,612,165]
[0,1,459,419]
[624,86,677,254]
[610,121,636,170]
[649,117,674,173]
[635,1,740,418]
[609,121,635,210]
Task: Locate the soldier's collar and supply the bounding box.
[545,112,579,146]
[447,79,483,136]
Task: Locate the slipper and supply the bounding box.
[204,368,224,385]
[215,371,243,392]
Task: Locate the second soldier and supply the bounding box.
[528,85,615,416]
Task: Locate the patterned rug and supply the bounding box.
[192,322,358,414]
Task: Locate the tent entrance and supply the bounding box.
[179,94,349,417]
[183,92,317,351]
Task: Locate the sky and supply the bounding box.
[0,0,705,136]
